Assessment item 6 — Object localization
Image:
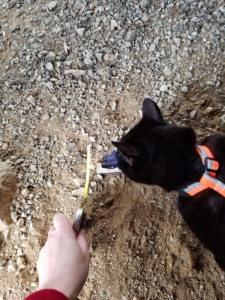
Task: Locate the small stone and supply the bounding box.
[164,66,172,76]
[8,261,17,271]
[76,28,85,36]
[46,51,56,62]
[206,81,216,86]
[126,30,137,42]
[111,20,118,30]
[220,115,225,132]
[149,43,156,51]
[11,212,18,223]
[27,96,36,106]
[205,107,213,113]
[125,42,131,48]
[74,0,83,10]
[140,0,150,8]
[30,165,36,172]
[141,13,150,22]
[16,257,26,268]
[45,62,54,71]
[84,58,93,65]
[72,188,84,197]
[190,110,197,119]
[181,86,188,93]
[170,236,177,243]
[64,69,86,76]
[48,1,58,11]
[17,218,25,228]
[200,82,205,88]
[185,71,193,79]
[2,143,8,150]
[112,101,116,111]
[160,84,168,92]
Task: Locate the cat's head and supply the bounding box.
[112,98,197,191]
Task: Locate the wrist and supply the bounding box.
[38,281,80,300]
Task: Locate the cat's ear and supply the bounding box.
[142,98,164,122]
[111,141,138,158]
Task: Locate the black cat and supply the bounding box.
[112,98,225,269]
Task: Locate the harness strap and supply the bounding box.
[184,145,225,197]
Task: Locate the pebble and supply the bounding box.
[48,1,58,11]
[71,188,84,197]
[27,96,36,106]
[2,143,8,150]
[46,51,56,62]
[206,81,216,86]
[160,84,168,92]
[181,87,188,92]
[17,218,25,228]
[16,257,26,268]
[7,261,17,271]
[76,28,85,36]
[45,62,54,71]
[64,69,86,76]
[190,110,197,119]
[164,67,172,76]
[112,101,116,111]
[170,236,177,243]
[140,0,150,9]
[185,71,193,79]
[126,30,137,42]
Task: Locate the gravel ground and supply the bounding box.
[0,0,225,299]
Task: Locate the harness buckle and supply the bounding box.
[204,157,219,174]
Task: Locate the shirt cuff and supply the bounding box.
[24,289,70,300]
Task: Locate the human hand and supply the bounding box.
[37,213,89,299]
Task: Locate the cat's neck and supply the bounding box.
[153,147,205,192]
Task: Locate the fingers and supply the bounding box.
[76,229,89,257]
[53,213,72,230]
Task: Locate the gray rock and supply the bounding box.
[126,30,137,42]
[181,87,188,92]
[45,62,54,71]
[141,13,150,22]
[64,69,86,76]
[140,0,150,9]
[164,66,172,76]
[46,51,56,62]
[206,81,216,86]
[76,28,85,36]
[125,42,131,48]
[185,71,193,79]
[27,96,36,106]
[74,0,83,10]
[48,1,58,11]
[149,43,156,51]
[160,84,168,92]
[84,58,93,65]
[190,110,197,119]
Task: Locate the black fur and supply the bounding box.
[112,98,225,269]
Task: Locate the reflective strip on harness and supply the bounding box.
[184,182,208,196]
[184,145,225,197]
[200,174,225,197]
[196,145,219,177]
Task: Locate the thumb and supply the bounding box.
[53,213,72,230]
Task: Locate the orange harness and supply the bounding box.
[184,146,225,197]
